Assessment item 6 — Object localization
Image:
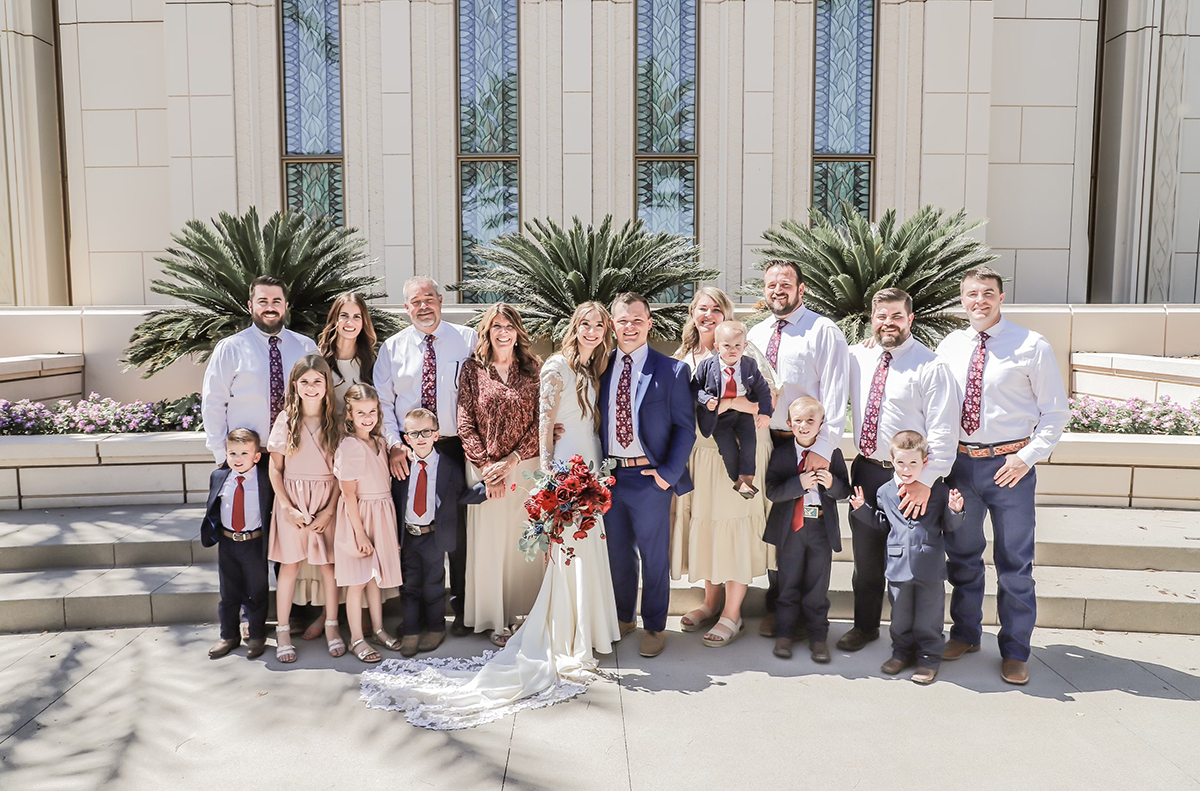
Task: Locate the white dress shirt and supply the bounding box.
[747,306,850,459]
[219,469,262,532]
[849,335,960,487]
[405,449,440,526]
[606,343,650,458]
[201,326,318,463]
[936,316,1069,467]
[374,321,478,448]
[794,441,822,506]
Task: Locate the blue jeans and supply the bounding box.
[945,452,1038,662]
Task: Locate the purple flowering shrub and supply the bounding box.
[1068,395,1200,436]
[0,393,202,436]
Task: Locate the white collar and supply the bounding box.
[879,334,918,359]
[618,343,650,368]
[794,439,817,457]
[774,306,806,326]
[413,448,439,467]
[966,316,1008,339]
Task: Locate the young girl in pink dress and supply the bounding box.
[334,384,404,663]
[268,353,345,663]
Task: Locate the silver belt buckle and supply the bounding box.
[406,524,425,536]
[803,505,820,518]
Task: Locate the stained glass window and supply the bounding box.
[458,0,520,304]
[635,0,698,303]
[280,0,343,224]
[813,0,874,221]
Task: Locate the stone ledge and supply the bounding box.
[1072,352,1200,383]
[97,432,210,463]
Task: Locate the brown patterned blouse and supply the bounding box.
[457,358,541,468]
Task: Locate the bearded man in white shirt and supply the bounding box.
[746,260,850,639]
[836,287,960,653]
[374,276,478,636]
[201,275,318,465]
[936,266,1069,686]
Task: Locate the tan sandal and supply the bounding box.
[275,624,297,664]
[680,603,719,633]
[349,638,381,663]
[367,629,401,651]
[324,619,346,658]
[489,629,511,648]
[702,616,744,647]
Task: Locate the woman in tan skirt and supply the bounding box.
[671,287,777,647]
[457,304,544,647]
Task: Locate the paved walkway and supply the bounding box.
[1,618,1197,790]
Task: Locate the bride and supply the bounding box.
[360,302,621,729]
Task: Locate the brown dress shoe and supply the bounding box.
[881,656,913,675]
[942,639,981,661]
[758,612,776,638]
[619,621,638,638]
[773,637,793,659]
[912,667,938,685]
[835,627,879,652]
[809,642,831,664]
[640,631,665,657]
[245,639,267,660]
[208,638,239,659]
[417,630,445,653]
[1001,658,1029,685]
[400,634,420,657]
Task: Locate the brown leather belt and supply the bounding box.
[860,456,894,469]
[958,438,1030,458]
[406,524,434,536]
[613,456,651,468]
[222,529,261,542]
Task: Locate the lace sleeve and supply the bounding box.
[746,340,780,396]
[538,357,566,472]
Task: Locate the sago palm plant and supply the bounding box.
[124,208,403,376]
[745,202,998,346]
[452,215,719,341]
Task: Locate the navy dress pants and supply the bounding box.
[400,531,447,636]
[217,535,269,642]
[605,467,674,633]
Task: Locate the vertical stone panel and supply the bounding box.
[592,0,634,224]
[771,0,813,227]
[698,0,743,291]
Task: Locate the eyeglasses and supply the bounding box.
[405,429,437,439]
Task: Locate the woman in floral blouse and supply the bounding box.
[457,303,544,646]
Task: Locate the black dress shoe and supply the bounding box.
[810,642,831,664]
[835,627,880,653]
[450,618,470,637]
[245,639,267,659]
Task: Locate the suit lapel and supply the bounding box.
[634,350,654,412]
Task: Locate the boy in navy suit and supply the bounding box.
[764,397,850,663]
[202,428,274,660]
[396,408,488,657]
[694,320,773,498]
[850,430,965,684]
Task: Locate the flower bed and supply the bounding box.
[1067,395,1200,436]
[0,393,202,435]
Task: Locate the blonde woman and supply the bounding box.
[672,287,778,647]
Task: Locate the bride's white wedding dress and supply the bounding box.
[360,354,621,729]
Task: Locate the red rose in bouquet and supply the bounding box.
[518,455,617,565]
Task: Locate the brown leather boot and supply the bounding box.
[773,637,793,659]
[640,631,665,657]
[881,656,913,675]
[942,639,981,661]
[209,638,239,659]
[758,612,776,638]
[1001,658,1029,685]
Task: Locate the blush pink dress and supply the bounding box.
[333,435,403,588]
[267,413,338,566]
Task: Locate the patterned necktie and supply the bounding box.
[791,450,809,532]
[420,333,437,413]
[268,335,284,428]
[231,475,246,532]
[616,353,634,448]
[722,366,738,399]
[766,319,787,370]
[859,350,893,458]
[413,460,428,518]
[961,331,990,435]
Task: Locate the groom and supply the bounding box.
[600,293,696,658]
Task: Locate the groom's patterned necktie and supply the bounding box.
[859,350,892,458]
[420,333,437,413]
[791,450,809,531]
[766,319,787,370]
[268,335,284,427]
[961,331,989,436]
[616,353,634,449]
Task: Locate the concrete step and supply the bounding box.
[3,504,1197,573]
[2,560,1196,635]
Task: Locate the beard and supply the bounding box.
[251,311,285,334]
[874,326,910,349]
[768,294,800,317]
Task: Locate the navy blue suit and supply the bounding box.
[201,459,274,642]
[600,346,696,632]
[394,454,487,636]
[694,355,774,481]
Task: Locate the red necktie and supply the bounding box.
[413,460,428,518]
[859,350,892,457]
[961,331,989,435]
[231,475,246,532]
[420,334,437,413]
[722,366,737,399]
[791,451,809,532]
[766,319,786,369]
[616,354,634,448]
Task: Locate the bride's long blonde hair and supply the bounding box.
[559,302,613,432]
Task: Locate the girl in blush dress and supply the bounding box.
[267,353,345,663]
[334,384,404,663]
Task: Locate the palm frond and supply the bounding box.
[124,208,405,377]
